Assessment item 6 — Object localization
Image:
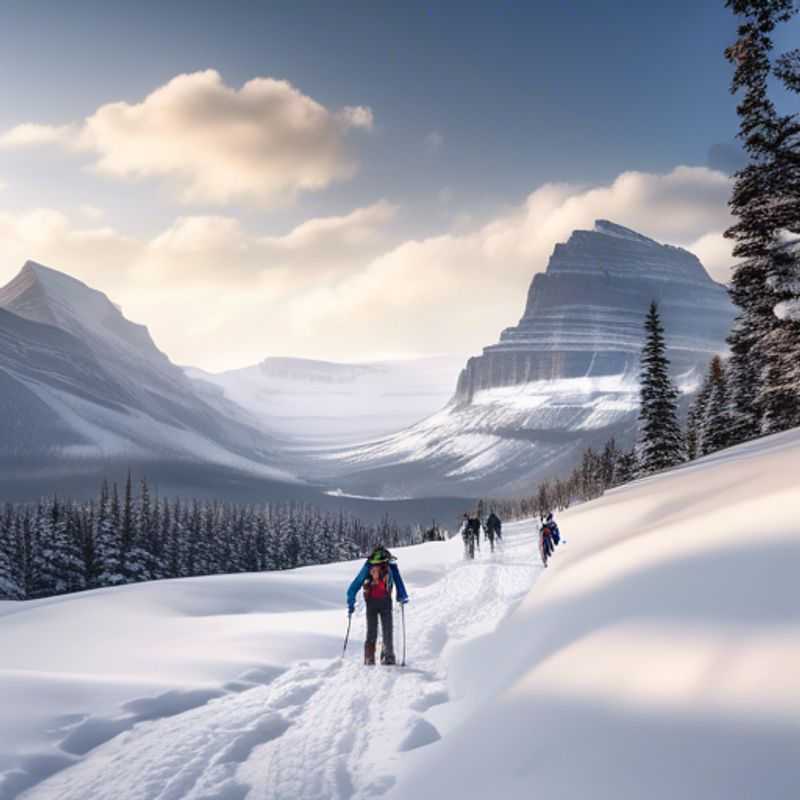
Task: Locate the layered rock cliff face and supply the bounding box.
[324,221,736,498]
[455,220,734,403]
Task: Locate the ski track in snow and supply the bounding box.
[18,528,539,800]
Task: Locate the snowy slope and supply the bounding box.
[394,428,800,800]
[0,532,538,799]
[187,355,465,443]
[1,427,798,799]
[0,262,296,490]
[322,221,733,497]
[321,374,644,497]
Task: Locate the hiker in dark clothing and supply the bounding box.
[461,513,481,559]
[485,511,502,552]
[346,546,409,665]
[539,518,555,567]
[545,512,561,546]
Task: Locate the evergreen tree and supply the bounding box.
[686,364,715,460]
[637,302,684,474]
[0,507,22,599]
[724,0,800,435]
[702,356,736,454]
[94,481,124,587]
[615,449,639,485]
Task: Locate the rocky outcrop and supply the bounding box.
[455,220,735,402]
[327,221,737,498]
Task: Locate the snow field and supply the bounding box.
[5,426,798,799]
[2,527,540,799]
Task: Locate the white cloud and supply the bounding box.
[0,166,735,370]
[0,208,141,284]
[0,71,373,207]
[0,123,77,149]
[291,166,736,357]
[686,231,735,283]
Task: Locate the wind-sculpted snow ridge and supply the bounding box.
[2,527,540,800]
[392,426,800,800]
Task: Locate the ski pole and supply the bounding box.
[401,603,407,667]
[342,611,353,658]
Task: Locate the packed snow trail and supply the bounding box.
[18,526,539,800]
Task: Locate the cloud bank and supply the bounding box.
[0,166,735,370]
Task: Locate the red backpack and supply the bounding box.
[363,563,391,601]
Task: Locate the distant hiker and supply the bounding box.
[346,545,409,665]
[545,512,561,546]
[461,514,473,559]
[471,513,482,551]
[461,513,481,559]
[423,522,445,542]
[485,511,502,552]
[539,518,555,567]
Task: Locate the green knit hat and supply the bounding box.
[368,545,395,564]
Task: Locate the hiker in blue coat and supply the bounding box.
[545,512,561,546]
[347,545,409,665]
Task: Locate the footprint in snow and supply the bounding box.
[215,714,291,764]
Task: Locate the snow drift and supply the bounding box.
[394,427,800,800]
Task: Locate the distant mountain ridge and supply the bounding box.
[0,260,295,495]
[188,353,465,442]
[321,221,737,498]
[455,220,733,403]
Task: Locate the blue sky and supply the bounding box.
[0,1,794,367]
[0,1,745,232]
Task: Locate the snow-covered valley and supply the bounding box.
[1,425,798,799]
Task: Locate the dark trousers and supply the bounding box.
[366,597,394,656]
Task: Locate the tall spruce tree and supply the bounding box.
[637,302,684,474]
[702,356,737,454]
[725,0,800,435]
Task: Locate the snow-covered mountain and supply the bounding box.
[0,261,295,493]
[322,221,736,497]
[187,354,465,443]
[2,426,797,799]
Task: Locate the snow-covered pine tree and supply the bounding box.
[599,438,619,490]
[725,0,800,434]
[615,449,639,485]
[116,477,150,583]
[0,505,22,599]
[94,481,124,587]
[136,478,160,580]
[702,356,737,455]
[62,505,87,593]
[687,360,715,459]
[637,301,684,474]
[165,497,189,577]
[770,48,800,326]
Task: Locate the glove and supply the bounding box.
[348,604,355,615]
[400,598,409,605]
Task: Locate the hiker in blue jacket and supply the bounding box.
[347,545,409,665]
[545,512,561,546]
